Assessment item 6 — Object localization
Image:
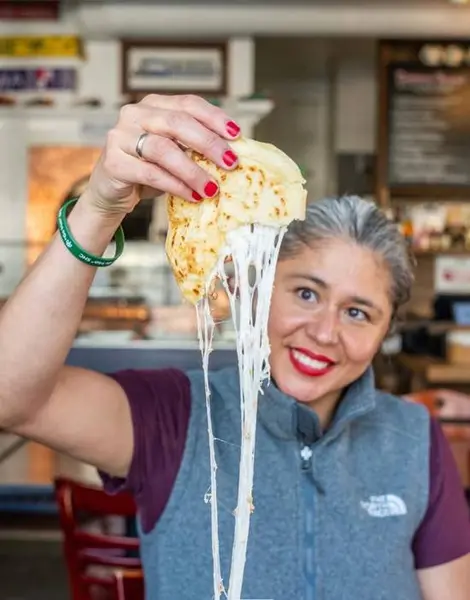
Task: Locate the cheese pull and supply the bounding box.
[165,136,307,305]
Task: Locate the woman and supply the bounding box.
[0,94,468,600]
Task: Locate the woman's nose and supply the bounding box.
[306,310,339,345]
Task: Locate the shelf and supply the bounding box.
[0,98,274,121]
[400,321,470,334]
[413,248,470,257]
[397,353,470,384]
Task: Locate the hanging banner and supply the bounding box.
[0,68,77,91]
[0,36,81,58]
[0,2,60,20]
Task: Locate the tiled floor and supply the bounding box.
[0,539,68,600]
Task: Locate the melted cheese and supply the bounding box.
[196,224,286,599]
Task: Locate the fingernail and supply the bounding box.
[226,120,240,137]
[204,181,219,197]
[222,150,238,167]
[192,191,203,201]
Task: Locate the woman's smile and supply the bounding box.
[268,238,393,425]
[288,347,336,377]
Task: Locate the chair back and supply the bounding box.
[54,477,143,600]
[405,389,470,491]
[404,388,470,441]
[115,570,145,600]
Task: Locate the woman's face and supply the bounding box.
[268,238,393,414]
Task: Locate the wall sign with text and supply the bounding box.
[0,36,81,58]
[121,40,228,97]
[435,256,470,294]
[0,1,59,20]
[0,68,77,92]
[377,39,470,202]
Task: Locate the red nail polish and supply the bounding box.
[192,191,203,201]
[226,120,240,137]
[223,150,238,167]
[204,181,219,197]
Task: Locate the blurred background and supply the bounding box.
[0,0,470,598]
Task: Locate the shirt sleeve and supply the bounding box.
[99,368,191,534]
[412,418,470,569]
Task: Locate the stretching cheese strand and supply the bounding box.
[196,299,225,599]
[197,224,285,600]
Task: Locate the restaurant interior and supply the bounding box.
[0,0,470,598]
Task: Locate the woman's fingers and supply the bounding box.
[104,149,198,203]
[140,93,241,141]
[143,108,239,172]
[119,129,219,201]
[88,94,242,212]
[120,104,239,174]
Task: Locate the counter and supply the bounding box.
[0,339,238,503]
[67,339,237,373]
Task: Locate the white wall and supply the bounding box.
[0,34,256,187]
[0,33,380,295]
[333,40,378,155]
[0,36,260,294]
[255,38,378,200]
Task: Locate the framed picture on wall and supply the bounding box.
[121,39,228,97]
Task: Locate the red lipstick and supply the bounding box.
[289,347,335,377]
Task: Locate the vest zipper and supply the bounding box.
[300,443,313,471]
[300,441,316,600]
[300,442,325,495]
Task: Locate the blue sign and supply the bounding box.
[0,68,76,91]
[453,302,470,325]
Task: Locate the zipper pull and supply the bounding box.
[300,444,313,471]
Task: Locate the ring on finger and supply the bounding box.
[135,132,149,160]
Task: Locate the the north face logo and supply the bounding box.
[360,494,408,518]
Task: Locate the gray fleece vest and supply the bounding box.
[139,366,430,600]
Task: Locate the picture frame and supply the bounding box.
[121,39,228,97]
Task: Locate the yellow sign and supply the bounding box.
[0,36,82,58]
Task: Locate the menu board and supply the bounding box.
[378,40,470,198]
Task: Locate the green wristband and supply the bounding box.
[57,198,125,268]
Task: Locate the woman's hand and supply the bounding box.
[85,94,241,217]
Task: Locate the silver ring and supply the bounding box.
[135,132,149,159]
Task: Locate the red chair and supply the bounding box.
[404,388,470,442]
[54,477,143,600]
[115,570,144,600]
[405,389,470,498]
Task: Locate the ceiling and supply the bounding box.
[76,0,466,5]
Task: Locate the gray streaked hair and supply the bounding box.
[280,195,414,312]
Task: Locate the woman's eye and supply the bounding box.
[347,307,369,322]
[297,288,317,302]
